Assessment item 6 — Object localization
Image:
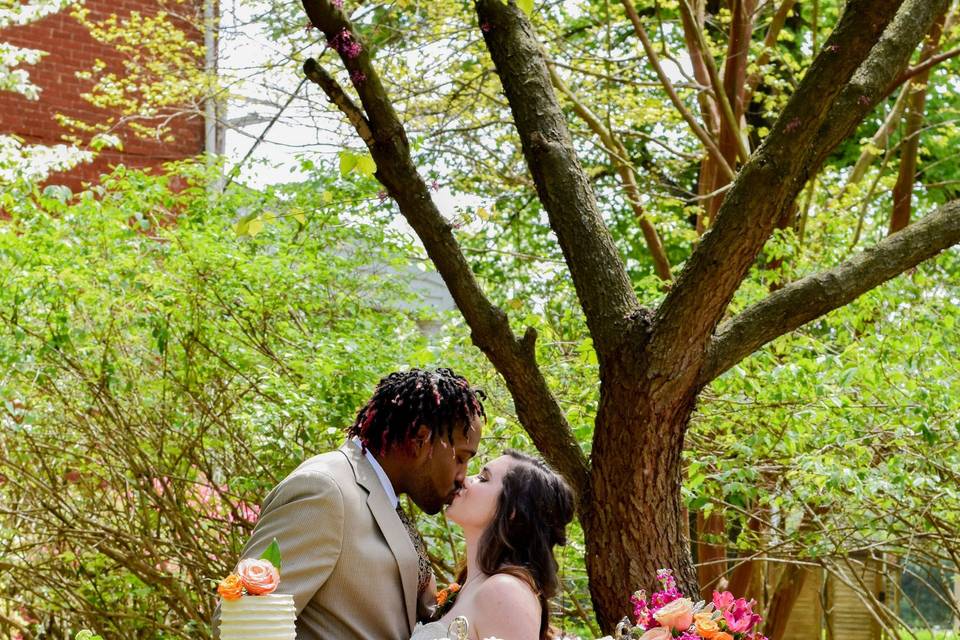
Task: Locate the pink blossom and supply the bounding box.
[234,501,260,524]
[480,22,492,33]
[712,590,736,612]
[332,0,343,7]
[723,597,761,633]
[350,70,366,85]
[329,28,362,59]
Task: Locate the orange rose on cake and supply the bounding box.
[237,558,280,595]
[217,574,244,601]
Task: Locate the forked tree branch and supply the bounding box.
[699,199,960,386]
[299,0,591,501]
[474,0,641,360]
[645,0,915,385]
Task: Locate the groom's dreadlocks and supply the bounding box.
[348,368,486,456]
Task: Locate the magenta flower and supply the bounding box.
[329,28,362,59]
[712,590,735,613]
[723,598,761,633]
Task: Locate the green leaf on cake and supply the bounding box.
[260,538,282,571]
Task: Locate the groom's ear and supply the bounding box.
[412,424,433,457]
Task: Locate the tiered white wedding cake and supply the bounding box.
[216,540,292,640]
[219,593,296,640]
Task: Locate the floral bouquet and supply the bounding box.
[622,569,767,640]
[216,538,282,600]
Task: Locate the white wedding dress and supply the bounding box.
[409,616,469,640]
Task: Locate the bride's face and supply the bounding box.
[444,455,515,530]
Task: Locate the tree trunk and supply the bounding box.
[584,370,699,630]
[697,511,728,600]
[765,563,810,640]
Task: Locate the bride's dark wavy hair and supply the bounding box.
[458,450,576,640]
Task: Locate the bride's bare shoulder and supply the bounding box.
[470,574,540,639]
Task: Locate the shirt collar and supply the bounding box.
[351,437,398,508]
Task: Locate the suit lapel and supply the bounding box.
[340,443,418,632]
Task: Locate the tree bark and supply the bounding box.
[890,12,947,233]
[586,370,699,630]
[475,0,639,361]
[700,198,960,385]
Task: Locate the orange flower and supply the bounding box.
[437,583,460,607]
[694,613,722,639]
[237,558,280,595]
[713,633,734,640]
[217,574,244,601]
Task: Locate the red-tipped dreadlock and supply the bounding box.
[347,368,486,455]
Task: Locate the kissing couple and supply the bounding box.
[214,367,576,640]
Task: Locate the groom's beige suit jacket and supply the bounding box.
[214,442,427,640]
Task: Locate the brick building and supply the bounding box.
[0,0,209,193]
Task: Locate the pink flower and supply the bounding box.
[723,598,761,633]
[332,0,343,7]
[329,28,362,59]
[712,590,735,612]
[639,628,672,640]
[653,597,694,631]
[237,558,279,595]
[235,501,260,524]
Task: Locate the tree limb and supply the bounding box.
[546,61,673,281]
[810,0,951,172]
[474,0,641,359]
[699,199,960,385]
[887,45,960,95]
[621,0,736,181]
[299,0,591,501]
[645,0,913,386]
[302,58,373,146]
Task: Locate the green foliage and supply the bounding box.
[0,160,464,638]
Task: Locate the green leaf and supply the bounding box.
[247,216,265,237]
[260,538,282,571]
[339,151,358,177]
[517,0,534,14]
[355,153,377,177]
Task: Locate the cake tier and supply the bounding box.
[220,593,296,640]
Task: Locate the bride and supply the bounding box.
[411,450,575,640]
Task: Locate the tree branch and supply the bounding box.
[887,45,960,95]
[302,58,373,146]
[621,0,736,181]
[699,199,960,385]
[299,0,591,501]
[546,61,673,281]
[645,0,915,385]
[474,0,641,360]
[745,0,800,102]
[810,0,951,171]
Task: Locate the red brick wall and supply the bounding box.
[0,0,206,193]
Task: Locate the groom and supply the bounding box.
[214,368,485,640]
